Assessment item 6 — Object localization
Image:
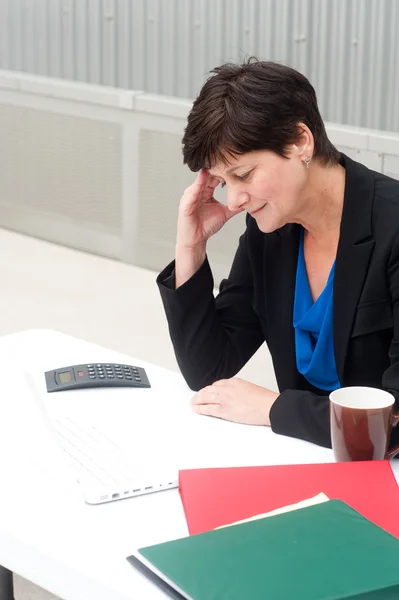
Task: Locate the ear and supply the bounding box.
[292,123,314,159]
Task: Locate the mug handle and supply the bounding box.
[385,412,399,460]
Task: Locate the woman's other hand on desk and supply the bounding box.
[191,378,278,426]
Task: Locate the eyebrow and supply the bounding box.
[208,165,243,177]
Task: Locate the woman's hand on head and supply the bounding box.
[191,377,279,426]
[176,169,243,251]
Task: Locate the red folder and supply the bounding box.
[179,461,399,537]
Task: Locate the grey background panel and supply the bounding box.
[1,71,399,282]
[0,102,123,234]
[0,0,398,133]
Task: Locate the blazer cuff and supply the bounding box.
[156,260,177,290]
[269,390,298,436]
[156,256,214,312]
[269,388,332,448]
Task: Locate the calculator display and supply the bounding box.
[59,371,72,384]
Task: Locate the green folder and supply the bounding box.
[127,500,399,600]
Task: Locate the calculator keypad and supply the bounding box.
[86,364,142,383]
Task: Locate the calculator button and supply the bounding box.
[99,375,105,379]
[134,376,141,381]
[89,375,96,379]
[125,375,132,380]
[107,374,114,378]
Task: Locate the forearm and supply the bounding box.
[175,243,207,289]
[157,258,264,391]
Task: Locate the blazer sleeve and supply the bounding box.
[156,229,265,391]
[269,390,331,448]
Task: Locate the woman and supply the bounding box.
[156,59,399,449]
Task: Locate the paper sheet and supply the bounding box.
[217,492,330,528]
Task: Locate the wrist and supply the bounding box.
[265,391,279,427]
[175,241,207,256]
[175,243,207,267]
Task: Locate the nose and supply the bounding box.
[227,191,249,212]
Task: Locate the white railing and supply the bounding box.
[1,70,399,284]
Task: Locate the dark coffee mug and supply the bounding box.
[329,386,399,461]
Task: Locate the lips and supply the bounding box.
[249,203,267,216]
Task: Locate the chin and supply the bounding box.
[254,217,282,234]
[250,205,282,234]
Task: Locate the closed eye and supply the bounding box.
[220,168,253,188]
[237,170,252,181]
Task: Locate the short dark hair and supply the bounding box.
[182,58,340,170]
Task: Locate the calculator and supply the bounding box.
[45,363,151,393]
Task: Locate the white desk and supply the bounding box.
[0,329,398,600]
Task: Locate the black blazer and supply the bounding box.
[157,154,399,449]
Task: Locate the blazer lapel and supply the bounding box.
[265,223,305,389]
[333,155,375,383]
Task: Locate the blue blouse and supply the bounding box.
[293,230,340,391]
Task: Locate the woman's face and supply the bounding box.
[208,147,310,233]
